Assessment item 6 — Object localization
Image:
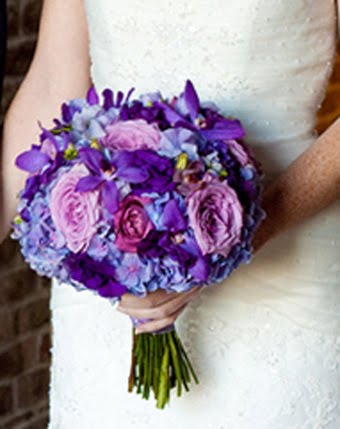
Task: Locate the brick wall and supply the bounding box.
[0,240,50,429]
[0,1,50,429]
[0,2,339,428]
[2,0,42,113]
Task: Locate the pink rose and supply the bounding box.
[102,119,161,151]
[187,175,243,257]
[50,164,100,253]
[227,139,251,166]
[114,195,153,253]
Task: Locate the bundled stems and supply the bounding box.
[128,327,199,409]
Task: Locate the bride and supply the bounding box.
[1,0,340,427]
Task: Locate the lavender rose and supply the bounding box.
[187,175,243,257]
[114,195,154,253]
[50,164,100,253]
[102,119,161,151]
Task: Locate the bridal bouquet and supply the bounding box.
[11,81,264,408]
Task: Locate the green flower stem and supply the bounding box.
[178,347,190,391]
[167,332,182,397]
[156,344,170,409]
[145,334,152,399]
[148,334,154,399]
[128,329,137,392]
[129,328,199,408]
[174,331,199,385]
[153,335,159,399]
[142,334,149,399]
[136,334,143,394]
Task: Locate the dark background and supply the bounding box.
[0,0,6,102]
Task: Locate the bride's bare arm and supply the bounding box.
[253,117,340,252]
[255,0,339,250]
[0,0,91,243]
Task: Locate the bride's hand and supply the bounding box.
[117,287,202,334]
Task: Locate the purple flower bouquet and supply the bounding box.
[11,81,265,408]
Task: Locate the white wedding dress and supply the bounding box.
[48,1,340,428]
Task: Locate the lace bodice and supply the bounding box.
[85,0,336,167]
[48,1,340,428]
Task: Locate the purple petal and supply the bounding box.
[184,80,200,121]
[112,150,135,169]
[125,87,135,104]
[87,86,99,105]
[162,199,187,233]
[61,103,78,123]
[75,175,103,192]
[15,149,50,173]
[85,275,103,290]
[188,256,209,282]
[174,120,197,132]
[200,119,245,141]
[115,91,124,107]
[119,104,129,121]
[98,279,127,298]
[102,180,119,214]
[40,127,61,150]
[78,148,103,174]
[61,103,71,122]
[69,266,83,283]
[116,166,149,183]
[103,89,114,110]
[21,176,40,200]
[181,236,209,281]
[157,102,184,125]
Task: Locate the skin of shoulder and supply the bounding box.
[0,0,91,242]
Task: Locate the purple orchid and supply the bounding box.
[158,232,209,282]
[16,125,70,177]
[101,87,135,110]
[161,199,187,233]
[15,149,51,174]
[157,80,245,142]
[112,149,175,195]
[138,197,209,282]
[75,147,149,214]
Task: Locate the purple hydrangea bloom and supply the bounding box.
[115,254,154,296]
[156,256,192,293]
[159,128,198,159]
